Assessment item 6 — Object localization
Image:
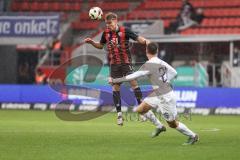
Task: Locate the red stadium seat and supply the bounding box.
[79,12,90,21]
[127,10,161,20]
[41,2,49,12]
[63,2,72,12]
[50,2,61,12]
[163,20,171,28]
[20,2,30,11]
[30,2,39,12]
[72,2,81,11]
[88,2,130,11]
[143,1,181,10]
[71,21,101,30]
[11,2,18,11]
[160,10,178,19]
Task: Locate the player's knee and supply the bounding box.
[135,106,148,115]
[167,121,178,128]
[135,107,143,114]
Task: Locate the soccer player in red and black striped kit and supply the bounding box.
[85,12,159,126]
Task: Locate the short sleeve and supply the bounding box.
[100,32,106,44]
[125,27,138,41]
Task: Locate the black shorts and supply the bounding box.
[110,64,134,79]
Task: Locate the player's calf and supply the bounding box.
[135,102,151,114]
[167,120,178,128]
[168,120,199,145]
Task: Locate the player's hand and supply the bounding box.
[84,38,94,44]
[146,39,151,45]
[108,77,113,85]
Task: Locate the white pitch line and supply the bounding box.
[200,128,220,132]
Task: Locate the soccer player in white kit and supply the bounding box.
[109,42,199,145]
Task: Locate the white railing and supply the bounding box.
[221,62,240,87]
[195,63,209,87]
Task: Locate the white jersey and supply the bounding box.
[112,56,178,121]
[113,56,177,95]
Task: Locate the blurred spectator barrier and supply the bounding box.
[173,63,208,87]
[221,62,240,87]
[66,64,208,87]
[0,85,240,109]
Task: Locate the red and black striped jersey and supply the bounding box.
[100,26,138,65]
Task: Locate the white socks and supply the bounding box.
[117,112,122,117]
[144,110,163,129]
[176,122,196,137]
[139,114,147,121]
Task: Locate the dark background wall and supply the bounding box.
[0,45,18,83]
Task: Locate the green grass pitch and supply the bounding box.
[0,110,240,160]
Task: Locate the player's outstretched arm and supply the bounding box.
[84,38,104,49]
[112,70,150,83]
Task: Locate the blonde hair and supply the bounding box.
[105,12,118,21]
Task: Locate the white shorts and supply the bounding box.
[143,91,177,121]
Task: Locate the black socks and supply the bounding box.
[134,87,142,105]
[113,91,121,112]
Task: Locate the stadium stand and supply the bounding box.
[127,0,240,34]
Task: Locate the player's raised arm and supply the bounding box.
[137,36,150,45]
[125,27,150,45]
[84,37,104,49]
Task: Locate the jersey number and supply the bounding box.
[158,66,167,83]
